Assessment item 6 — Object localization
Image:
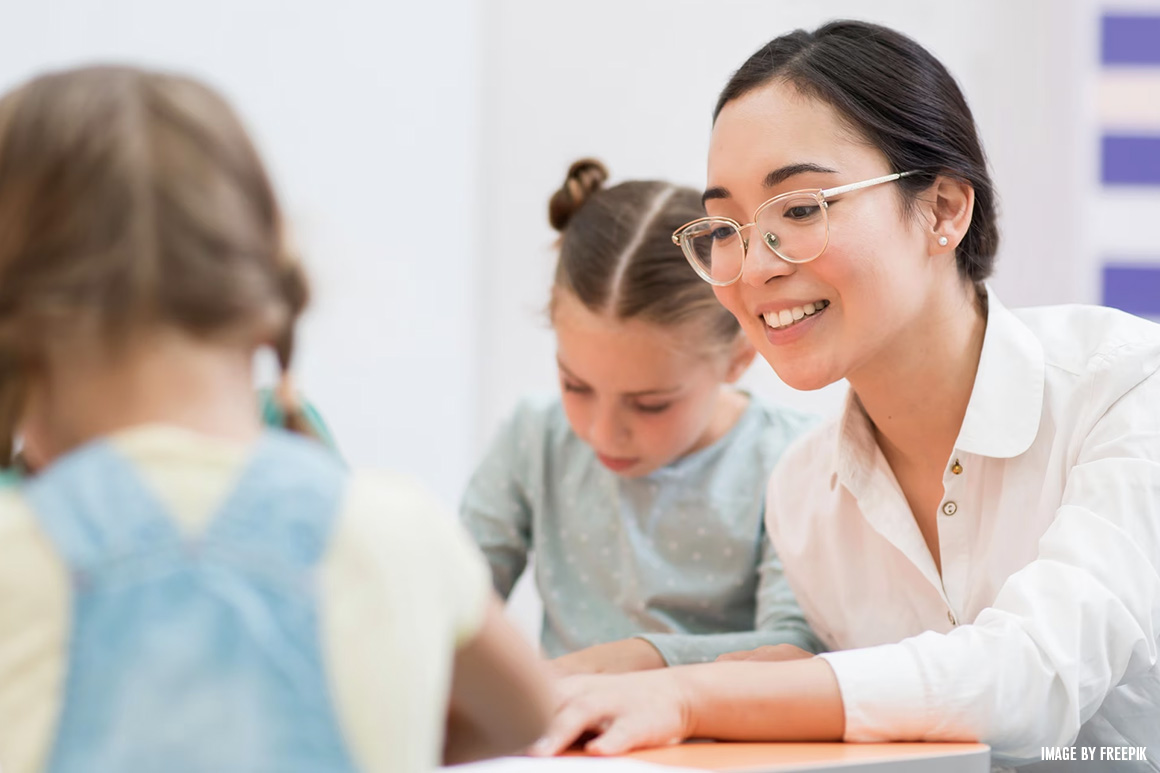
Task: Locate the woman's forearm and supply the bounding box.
[674,658,846,741]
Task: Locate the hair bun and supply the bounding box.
[548,158,608,232]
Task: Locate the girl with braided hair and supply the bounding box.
[0,65,551,773]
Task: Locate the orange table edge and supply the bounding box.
[585,741,990,771]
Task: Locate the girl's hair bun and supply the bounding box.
[548,158,608,232]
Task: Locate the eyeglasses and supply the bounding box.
[671,171,918,286]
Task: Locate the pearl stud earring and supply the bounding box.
[938,236,949,246]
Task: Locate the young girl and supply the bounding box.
[460,159,820,674]
[0,65,552,773]
[532,21,1160,770]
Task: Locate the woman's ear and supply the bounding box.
[923,175,975,255]
[723,337,757,383]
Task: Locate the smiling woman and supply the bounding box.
[459,158,822,675]
[532,21,1160,771]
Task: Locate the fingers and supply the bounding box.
[527,707,605,757]
[529,671,689,758]
[715,649,749,662]
[715,645,766,662]
[527,682,610,757]
[585,718,681,757]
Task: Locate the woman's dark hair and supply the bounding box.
[547,158,740,353]
[716,20,998,285]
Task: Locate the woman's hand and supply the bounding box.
[529,670,693,757]
[550,638,667,677]
[715,643,815,663]
[531,659,846,756]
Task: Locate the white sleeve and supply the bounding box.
[820,358,1160,761]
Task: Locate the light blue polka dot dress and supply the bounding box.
[460,393,824,664]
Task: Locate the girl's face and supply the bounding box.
[707,80,945,391]
[553,290,751,478]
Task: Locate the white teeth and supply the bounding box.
[762,300,829,329]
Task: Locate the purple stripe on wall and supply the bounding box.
[1103,263,1160,316]
[1102,135,1160,185]
[1102,13,1160,65]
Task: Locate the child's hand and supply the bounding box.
[550,638,666,676]
[528,670,692,756]
[715,643,814,662]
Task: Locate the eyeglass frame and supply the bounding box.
[671,170,920,286]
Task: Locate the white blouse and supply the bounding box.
[766,292,1160,770]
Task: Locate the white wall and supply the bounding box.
[477,0,1092,641]
[0,0,481,510]
[475,0,1088,444]
[0,1,1113,645]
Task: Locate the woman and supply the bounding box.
[530,21,1160,771]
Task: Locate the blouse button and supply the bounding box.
[951,459,963,475]
[941,501,958,516]
[947,610,957,625]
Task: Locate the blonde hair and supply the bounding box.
[547,159,740,351]
[0,65,312,463]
